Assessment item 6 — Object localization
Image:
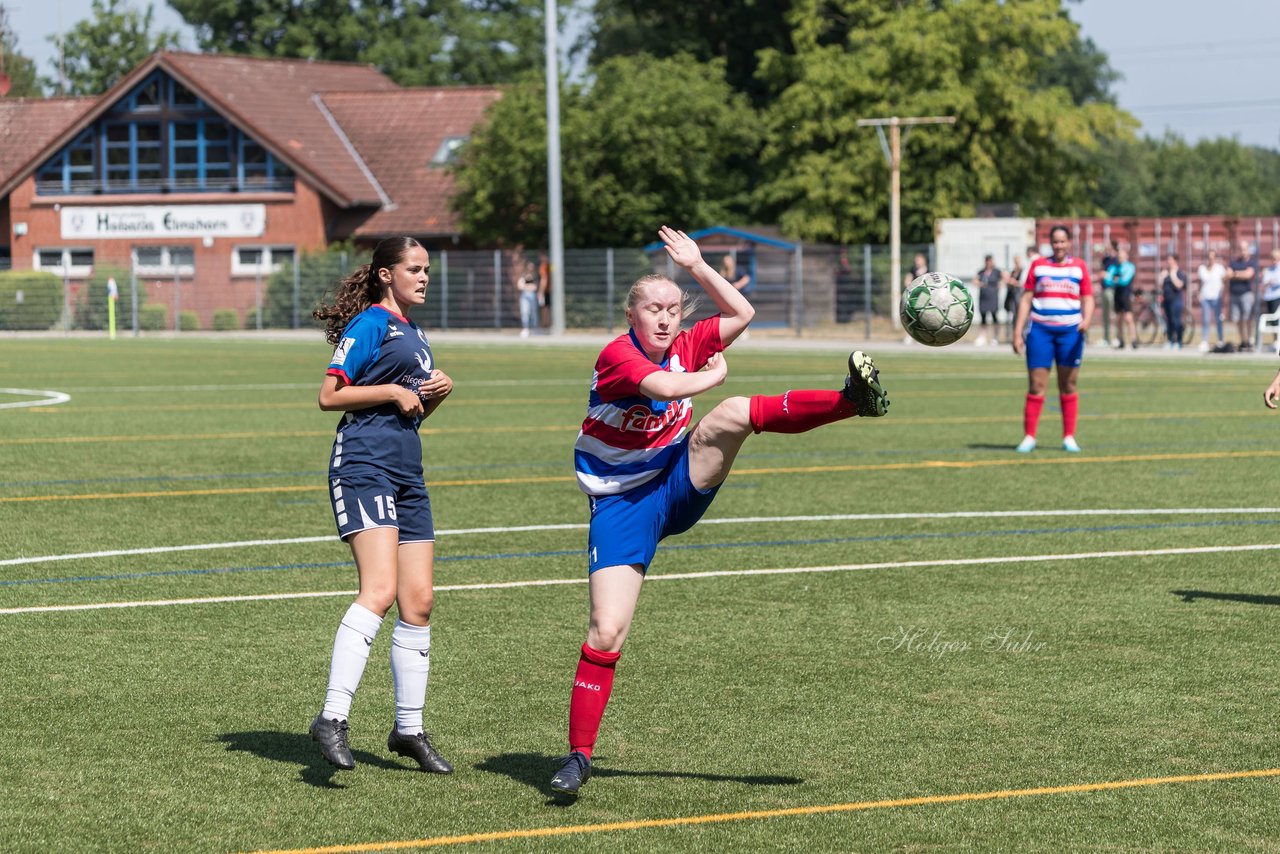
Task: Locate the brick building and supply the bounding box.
[0,52,499,324]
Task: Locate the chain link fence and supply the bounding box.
[0,243,936,335]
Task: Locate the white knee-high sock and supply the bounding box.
[390,621,432,734]
[321,602,383,721]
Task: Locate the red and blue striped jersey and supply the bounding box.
[574,316,723,496]
[1024,255,1092,327]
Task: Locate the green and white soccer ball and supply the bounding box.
[900,272,974,346]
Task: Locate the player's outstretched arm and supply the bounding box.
[638,352,728,402]
[658,225,755,345]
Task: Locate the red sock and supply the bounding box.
[567,643,620,759]
[1023,393,1045,438]
[1060,392,1078,438]
[749,390,856,434]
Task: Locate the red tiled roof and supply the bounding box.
[0,97,96,187]
[0,53,499,240]
[321,87,501,239]
[162,52,399,207]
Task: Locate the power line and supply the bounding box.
[1127,97,1280,114]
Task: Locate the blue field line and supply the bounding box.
[5,517,1278,589]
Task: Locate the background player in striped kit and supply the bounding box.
[550,225,891,798]
[1011,225,1095,454]
[308,237,455,774]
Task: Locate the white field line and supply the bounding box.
[0,388,71,409]
[4,542,1280,616]
[4,507,1279,568]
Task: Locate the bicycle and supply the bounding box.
[1133,288,1196,346]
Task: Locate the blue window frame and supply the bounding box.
[239,137,292,188]
[36,129,95,192]
[34,70,293,195]
[171,119,234,190]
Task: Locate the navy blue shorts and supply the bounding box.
[1025,322,1084,371]
[586,439,720,574]
[328,470,434,543]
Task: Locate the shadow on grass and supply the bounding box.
[217,730,402,789]
[475,752,803,806]
[967,443,1019,451]
[1172,590,1280,607]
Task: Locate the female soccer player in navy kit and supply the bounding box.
[549,226,891,797]
[1011,225,1095,454]
[308,237,455,774]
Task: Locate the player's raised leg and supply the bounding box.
[687,351,889,490]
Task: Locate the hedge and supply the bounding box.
[0,271,62,330]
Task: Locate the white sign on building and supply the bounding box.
[61,205,266,239]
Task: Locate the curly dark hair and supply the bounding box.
[314,237,424,345]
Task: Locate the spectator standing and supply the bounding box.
[517,261,540,338]
[1104,248,1137,349]
[1160,253,1187,349]
[1098,240,1119,347]
[538,252,551,330]
[719,254,752,294]
[1196,250,1227,351]
[972,255,1003,345]
[1228,241,1257,350]
[905,252,929,286]
[1260,249,1280,316]
[1004,256,1025,344]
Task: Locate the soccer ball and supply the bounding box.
[900,272,974,346]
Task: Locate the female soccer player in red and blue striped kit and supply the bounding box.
[549,225,891,798]
[1011,224,1095,454]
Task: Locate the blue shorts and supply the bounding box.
[586,439,720,574]
[1025,322,1084,371]
[328,469,434,543]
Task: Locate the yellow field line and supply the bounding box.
[247,767,1280,853]
[5,448,1280,505]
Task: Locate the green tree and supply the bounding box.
[754,0,1134,244]
[451,54,760,248]
[1090,135,1280,217]
[169,0,545,86]
[0,6,42,97]
[584,0,794,109]
[47,0,181,95]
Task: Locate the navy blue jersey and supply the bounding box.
[326,305,434,485]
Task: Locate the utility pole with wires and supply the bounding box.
[857,115,955,329]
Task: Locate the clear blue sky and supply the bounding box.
[4,0,1277,150]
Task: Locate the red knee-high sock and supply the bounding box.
[1023,393,1045,438]
[749,390,856,434]
[1060,392,1078,438]
[568,643,621,759]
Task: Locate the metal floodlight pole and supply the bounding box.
[857,115,955,330]
[545,0,566,335]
